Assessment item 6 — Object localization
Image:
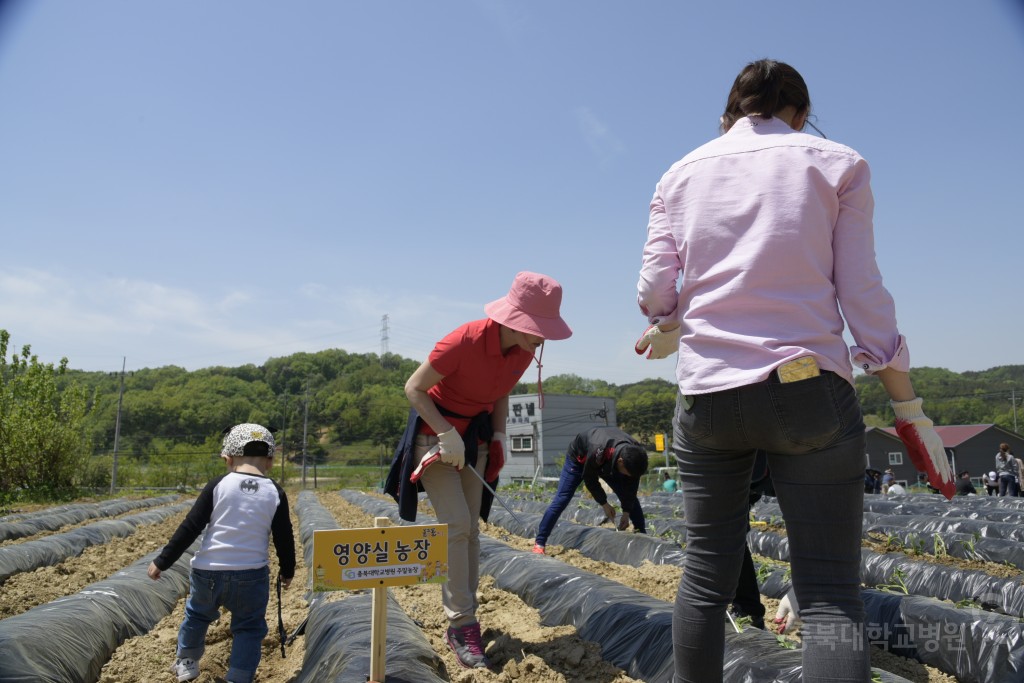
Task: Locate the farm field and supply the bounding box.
[3,489,1019,682]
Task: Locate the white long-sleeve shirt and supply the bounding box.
[154,471,295,578]
[638,115,908,394]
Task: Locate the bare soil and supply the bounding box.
[0,491,986,681]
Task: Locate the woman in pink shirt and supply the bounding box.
[635,59,953,683]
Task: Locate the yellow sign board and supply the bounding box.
[311,524,448,591]
[655,433,665,452]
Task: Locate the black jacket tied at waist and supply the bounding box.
[384,404,493,522]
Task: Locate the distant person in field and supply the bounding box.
[730,450,773,631]
[663,470,679,493]
[384,271,571,670]
[864,469,882,494]
[995,443,1020,496]
[635,58,954,683]
[983,470,999,496]
[533,426,650,555]
[886,482,907,495]
[954,470,977,496]
[148,423,295,683]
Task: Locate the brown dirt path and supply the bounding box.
[96,491,643,683]
[0,490,965,682]
[0,508,188,618]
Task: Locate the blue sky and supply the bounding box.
[1,1,1022,385]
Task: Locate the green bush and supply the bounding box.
[0,330,91,499]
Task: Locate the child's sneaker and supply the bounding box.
[532,544,545,554]
[169,657,199,682]
[445,622,490,669]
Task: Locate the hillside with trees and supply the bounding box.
[4,327,1024,500]
[69,353,1024,462]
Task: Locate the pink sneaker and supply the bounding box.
[532,543,545,554]
[445,622,490,669]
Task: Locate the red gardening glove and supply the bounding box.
[891,398,955,500]
[773,588,801,634]
[485,432,505,481]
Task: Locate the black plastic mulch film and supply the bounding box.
[0,489,1018,681]
[753,497,1024,617]
[0,503,192,583]
[360,486,1024,683]
[0,502,197,682]
[293,490,446,683]
[0,495,181,542]
[734,494,1024,682]
[341,489,915,683]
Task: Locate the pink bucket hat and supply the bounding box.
[484,271,572,340]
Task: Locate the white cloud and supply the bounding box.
[298,281,477,323]
[0,267,314,369]
[574,106,626,167]
[299,282,330,300]
[0,269,50,297]
[471,0,531,43]
[218,289,251,310]
[0,267,491,371]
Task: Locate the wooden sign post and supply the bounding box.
[370,517,388,683]
[312,519,448,683]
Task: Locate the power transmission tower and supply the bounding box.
[380,314,390,365]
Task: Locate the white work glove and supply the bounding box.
[891,398,955,499]
[634,323,681,360]
[436,427,465,470]
[773,588,801,634]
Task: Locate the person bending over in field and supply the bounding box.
[533,426,649,554]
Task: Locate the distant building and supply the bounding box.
[867,424,1024,488]
[503,393,616,481]
[865,427,916,486]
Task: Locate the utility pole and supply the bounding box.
[1013,389,1019,433]
[109,357,126,495]
[301,379,310,488]
[278,397,288,482]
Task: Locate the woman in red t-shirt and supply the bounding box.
[404,271,571,670]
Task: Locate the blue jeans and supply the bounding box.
[998,473,1018,497]
[671,371,868,683]
[178,566,270,683]
[535,456,646,547]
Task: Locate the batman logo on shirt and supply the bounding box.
[240,478,260,495]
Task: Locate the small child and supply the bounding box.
[148,423,296,683]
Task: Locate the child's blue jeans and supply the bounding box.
[177,565,270,683]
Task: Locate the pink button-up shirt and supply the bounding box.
[637,116,908,394]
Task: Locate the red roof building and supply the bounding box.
[867,424,1024,491]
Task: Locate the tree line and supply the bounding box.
[4,326,1024,500]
